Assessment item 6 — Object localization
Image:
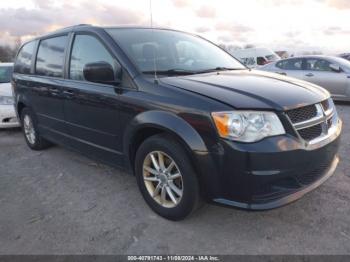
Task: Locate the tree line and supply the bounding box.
[0,39,22,63]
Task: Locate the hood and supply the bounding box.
[0,82,13,97]
[160,69,329,111]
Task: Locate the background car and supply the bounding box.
[339,53,350,61]
[0,63,20,128]
[230,47,280,68]
[259,55,350,101]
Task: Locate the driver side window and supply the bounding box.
[69,34,119,81]
[305,58,333,72]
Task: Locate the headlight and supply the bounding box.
[0,96,14,105]
[211,111,285,142]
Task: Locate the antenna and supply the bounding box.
[149,0,158,84]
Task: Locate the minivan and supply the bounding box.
[13,25,342,220]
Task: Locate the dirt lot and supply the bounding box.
[0,103,349,255]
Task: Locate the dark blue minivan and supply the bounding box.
[12,25,342,220]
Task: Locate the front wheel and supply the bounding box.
[135,134,201,221]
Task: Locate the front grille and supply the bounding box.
[286,104,317,124]
[286,99,336,143]
[321,99,330,112]
[253,160,332,202]
[253,177,299,202]
[298,124,323,141]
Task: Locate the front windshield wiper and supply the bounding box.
[142,67,245,76]
[196,67,245,74]
[142,69,196,76]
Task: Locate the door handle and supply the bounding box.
[305,73,314,77]
[277,72,287,76]
[63,90,74,94]
[63,90,75,97]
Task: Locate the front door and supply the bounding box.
[303,57,348,97]
[62,33,123,158]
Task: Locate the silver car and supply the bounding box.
[260,55,350,101]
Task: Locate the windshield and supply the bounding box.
[332,57,350,72]
[265,54,280,61]
[0,66,13,83]
[106,28,246,74]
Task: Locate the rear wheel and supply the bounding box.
[21,108,52,150]
[135,134,201,221]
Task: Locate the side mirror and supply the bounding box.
[329,64,341,73]
[83,62,121,85]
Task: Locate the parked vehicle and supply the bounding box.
[230,47,280,68]
[0,63,20,128]
[339,53,350,61]
[13,25,341,220]
[259,55,350,101]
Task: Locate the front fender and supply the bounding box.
[123,110,209,157]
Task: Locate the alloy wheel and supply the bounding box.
[23,115,36,145]
[143,151,183,208]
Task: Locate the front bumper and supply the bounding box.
[208,119,342,210]
[0,105,20,128]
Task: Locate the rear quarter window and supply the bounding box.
[35,35,68,78]
[14,41,36,74]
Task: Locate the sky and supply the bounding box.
[0,0,349,54]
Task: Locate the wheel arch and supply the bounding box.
[124,110,209,174]
[17,101,27,118]
[15,94,32,118]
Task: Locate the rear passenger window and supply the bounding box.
[69,34,117,81]
[14,41,36,74]
[36,36,68,78]
[276,59,303,70]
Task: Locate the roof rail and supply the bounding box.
[52,24,92,32]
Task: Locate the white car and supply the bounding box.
[0,63,20,128]
[230,47,280,68]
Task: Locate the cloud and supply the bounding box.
[217,33,247,43]
[195,5,216,18]
[33,0,55,9]
[215,22,253,33]
[195,26,211,33]
[171,0,190,8]
[327,0,350,9]
[0,0,349,54]
[214,22,253,44]
[323,26,350,35]
[255,0,305,6]
[285,31,301,38]
[0,1,146,44]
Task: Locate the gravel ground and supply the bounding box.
[0,103,349,255]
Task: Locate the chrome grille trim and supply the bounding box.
[286,98,339,146]
[293,104,325,130]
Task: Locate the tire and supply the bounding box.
[20,108,52,150]
[135,134,201,221]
